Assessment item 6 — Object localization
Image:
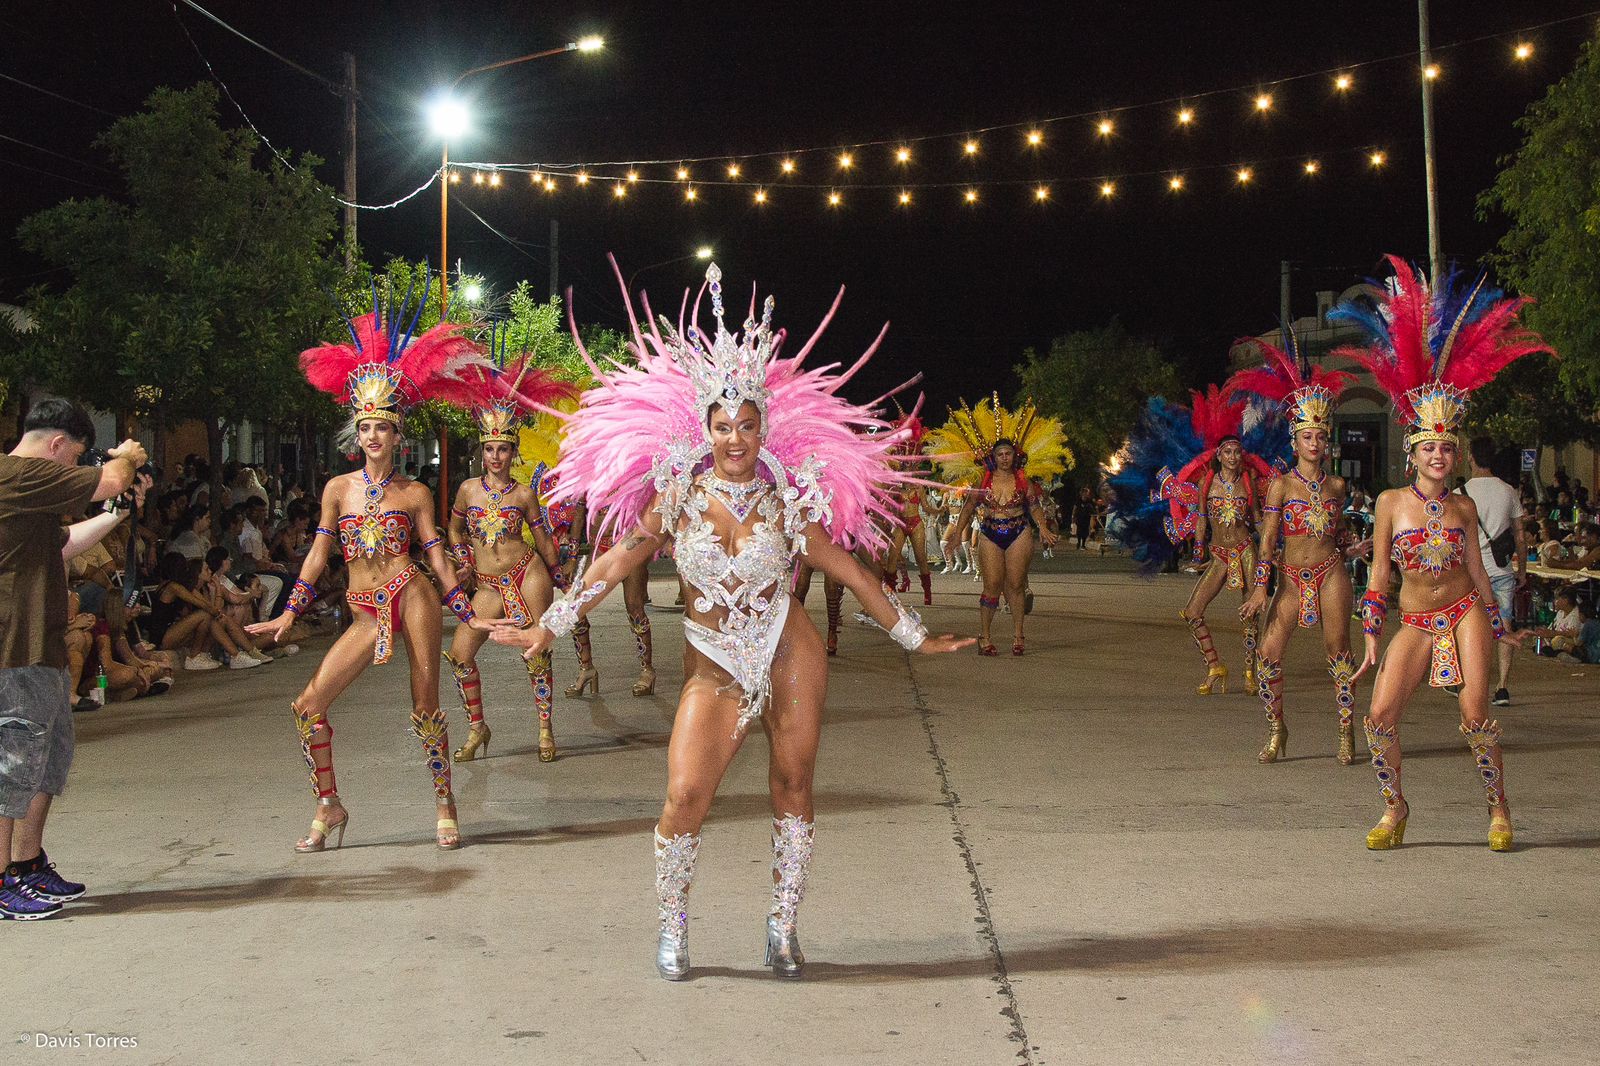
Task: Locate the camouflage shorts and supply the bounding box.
[0,665,74,818]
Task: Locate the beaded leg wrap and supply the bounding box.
[443,652,484,727]
[1364,719,1403,811]
[770,815,815,936]
[1241,615,1259,685]
[1461,720,1508,810]
[571,617,593,668]
[1180,610,1220,666]
[526,651,555,741]
[629,612,654,670]
[1256,657,1287,762]
[292,702,336,798]
[1328,651,1358,762]
[409,708,453,800]
[655,827,700,979]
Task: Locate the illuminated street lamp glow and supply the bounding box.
[426,96,470,140]
[696,246,714,259]
[574,36,604,52]
[462,281,484,304]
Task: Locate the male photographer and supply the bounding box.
[1,399,148,919]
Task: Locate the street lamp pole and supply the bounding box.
[1418,0,1443,281]
[626,248,718,297]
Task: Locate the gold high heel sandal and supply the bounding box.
[452,723,492,762]
[436,817,461,850]
[295,800,349,853]
[538,724,558,763]
[1196,664,1228,696]
[1366,806,1408,850]
[1488,812,1513,853]
[564,666,599,697]
[632,666,657,697]
[1258,720,1288,763]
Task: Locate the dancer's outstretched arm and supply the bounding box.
[801,526,972,654]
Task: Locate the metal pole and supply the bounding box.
[1279,260,1292,334]
[341,53,358,269]
[439,144,449,304]
[549,219,559,300]
[1418,0,1443,280]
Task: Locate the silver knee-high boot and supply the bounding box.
[654,827,700,980]
[765,814,815,978]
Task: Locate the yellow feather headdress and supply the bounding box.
[924,394,1073,487]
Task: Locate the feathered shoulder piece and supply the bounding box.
[1223,328,1354,436]
[301,263,489,428]
[1329,255,1551,447]
[469,322,579,445]
[545,257,919,554]
[923,394,1073,488]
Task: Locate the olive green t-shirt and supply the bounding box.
[0,454,102,669]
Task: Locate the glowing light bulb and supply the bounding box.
[754,188,767,204]
[898,190,912,206]
[1168,175,1184,191]
[1099,181,1116,198]
[696,246,713,259]
[1236,167,1253,184]
[1176,107,1194,125]
[545,179,556,192]
[963,139,980,155]
[1424,64,1440,80]
[531,171,542,184]
[895,147,912,164]
[838,152,853,169]
[727,163,741,178]
[626,170,639,183]
[448,171,461,184]
[676,167,690,180]
[1254,93,1273,112]
[471,172,484,185]
[964,188,978,204]
[828,191,842,207]
[1334,73,1353,91]
[1304,159,1320,175]
[1027,129,1043,146]
[1096,119,1114,136]
[1515,42,1533,61]
[576,171,589,185]
[462,281,483,304]
[780,158,796,174]
[1034,185,1050,201]
[1369,150,1387,167]
[685,186,697,201]
[613,183,626,198]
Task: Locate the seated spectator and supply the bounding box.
[270,500,312,572]
[101,595,173,697]
[1546,522,1600,572]
[1548,489,1584,531]
[167,505,212,561]
[62,590,99,706]
[206,545,265,628]
[147,552,267,670]
[238,495,285,617]
[1525,587,1583,657]
[1535,519,1569,566]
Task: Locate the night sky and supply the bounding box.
[4,1,1596,415]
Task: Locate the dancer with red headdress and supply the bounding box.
[444,326,576,763]
[1230,332,1361,764]
[1332,257,1545,851]
[250,268,496,851]
[491,260,971,980]
[1109,385,1288,695]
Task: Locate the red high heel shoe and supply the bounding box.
[1012,638,1025,656]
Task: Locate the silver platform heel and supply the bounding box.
[765,814,814,979]
[654,827,699,981]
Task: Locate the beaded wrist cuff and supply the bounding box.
[313,526,336,540]
[285,579,316,617]
[539,574,607,637]
[451,542,473,570]
[1485,602,1509,641]
[1361,589,1389,638]
[419,535,442,552]
[443,584,476,624]
[1253,560,1274,588]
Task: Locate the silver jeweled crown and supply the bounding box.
[658,263,776,437]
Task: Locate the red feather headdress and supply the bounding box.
[1224,330,1354,436]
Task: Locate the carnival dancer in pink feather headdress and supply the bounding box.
[490,260,972,981]
[249,265,500,853]
[1228,329,1363,766]
[1330,256,1547,854]
[442,324,577,765]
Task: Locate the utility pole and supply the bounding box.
[1279,260,1292,336]
[1418,0,1443,280]
[341,53,358,269]
[549,219,560,300]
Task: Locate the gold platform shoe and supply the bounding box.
[1488,813,1513,853]
[1196,664,1228,696]
[1258,719,1288,763]
[452,723,491,762]
[1366,807,1408,850]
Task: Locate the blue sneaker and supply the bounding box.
[0,872,62,920]
[17,852,86,903]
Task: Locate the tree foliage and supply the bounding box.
[1014,321,1181,479]
[1478,24,1600,444]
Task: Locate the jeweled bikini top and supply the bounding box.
[1207,476,1248,528]
[338,468,412,561]
[673,475,792,619]
[465,477,526,547]
[1391,484,1465,575]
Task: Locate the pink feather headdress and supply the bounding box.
[1329,255,1552,448]
[301,266,488,438]
[1224,329,1354,436]
[546,258,920,553]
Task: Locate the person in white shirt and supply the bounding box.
[237,496,284,620]
[1462,438,1527,707]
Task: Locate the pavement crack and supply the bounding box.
[906,654,1035,1066]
